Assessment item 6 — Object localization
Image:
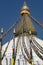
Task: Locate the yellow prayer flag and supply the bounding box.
[12,58,15,65]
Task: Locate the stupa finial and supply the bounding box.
[20,2,30,15]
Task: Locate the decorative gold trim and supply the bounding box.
[20,10,30,15]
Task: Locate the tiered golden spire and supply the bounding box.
[20,2,30,15]
[15,2,37,36]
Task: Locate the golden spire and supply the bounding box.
[20,2,30,15]
[15,2,37,36]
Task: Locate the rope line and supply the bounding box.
[21,45,31,64]
[2,35,13,60]
[32,40,43,54]
[33,40,43,52]
[16,36,20,53]
[2,18,20,39]
[22,39,30,58]
[29,15,43,28]
[31,42,43,60]
[21,36,32,63]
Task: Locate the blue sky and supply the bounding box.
[0,0,43,44]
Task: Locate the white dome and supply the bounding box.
[2,36,43,65]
